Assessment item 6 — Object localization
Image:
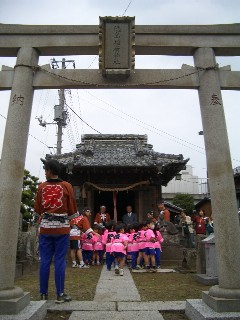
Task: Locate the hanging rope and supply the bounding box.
[83,180,150,192]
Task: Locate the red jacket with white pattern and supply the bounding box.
[34,179,78,235]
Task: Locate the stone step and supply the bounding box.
[118,301,186,312]
[69,311,164,320]
[47,300,186,312]
[47,300,116,312]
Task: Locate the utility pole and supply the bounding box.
[52,58,68,155]
[55,59,66,155]
[36,58,75,155]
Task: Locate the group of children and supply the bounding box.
[70,217,164,276]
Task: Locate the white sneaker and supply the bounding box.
[79,264,90,269]
[72,262,78,268]
[119,269,124,276]
[115,267,120,275]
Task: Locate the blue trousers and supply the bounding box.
[39,234,69,296]
[129,251,138,269]
[106,252,115,270]
[155,248,162,267]
[82,250,93,264]
[94,250,104,263]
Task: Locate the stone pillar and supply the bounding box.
[0,47,39,313]
[194,47,240,309]
[196,234,206,275]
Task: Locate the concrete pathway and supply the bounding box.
[47,266,186,320]
[93,266,141,302]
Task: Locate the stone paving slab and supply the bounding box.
[46,300,116,311]
[118,301,186,311]
[69,311,164,320]
[131,268,176,273]
[186,299,240,320]
[0,301,46,320]
[94,267,141,302]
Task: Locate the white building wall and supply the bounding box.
[162,165,201,194]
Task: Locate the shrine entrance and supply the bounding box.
[94,191,114,219]
[116,191,136,222]
[93,190,136,222]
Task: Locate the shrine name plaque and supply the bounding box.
[99,16,135,78]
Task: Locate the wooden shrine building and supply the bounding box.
[46,134,188,222]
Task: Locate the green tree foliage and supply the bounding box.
[21,169,39,221]
[172,194,194,215]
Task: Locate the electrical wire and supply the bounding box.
[0,112,52,150]
[76,89,85,134]
[85,90,205,151]
[38,125,50,177]
[76,95,206,155]
[77,92,240,164]
[65,103,102,134]
[0,113,6,120]
[121,0,133,16]
[66,90,81,142]
[9,63,240,164]
[66,123,76,151]
[40,89,50,118]
[87,56,98,69]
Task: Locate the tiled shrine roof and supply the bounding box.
[47,134,189,185]
[49,134,188,168]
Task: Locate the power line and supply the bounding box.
[76,89,85,134]
[76,95,206,155]
[85,90,205,151]
[0,113,6,120]
[66,90,81,143]
[77,92,240,164]
[122,0,133,16]
[38,125,51,178]
[7,63,240,164]
[65,104,102,134]
[28,133,51,149]
[87,56,98,69]
[0,112,52,150]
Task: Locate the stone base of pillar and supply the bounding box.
[202,291,240,312]
[0,301,46,320]
[195,274,218,286]
[185,299,240,320]
[0,292,30,315]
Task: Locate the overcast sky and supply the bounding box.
[0,0,240,183]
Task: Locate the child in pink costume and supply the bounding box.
[127,223,139,269]
[136,222,148,270]
[81,232,95,266]
[153,226,164,269]
[145,220,157,272]
[102,221,116,271]
[111,224,128,276]
[92,225,104,265]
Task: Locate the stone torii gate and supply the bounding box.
[0,19,240,318]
